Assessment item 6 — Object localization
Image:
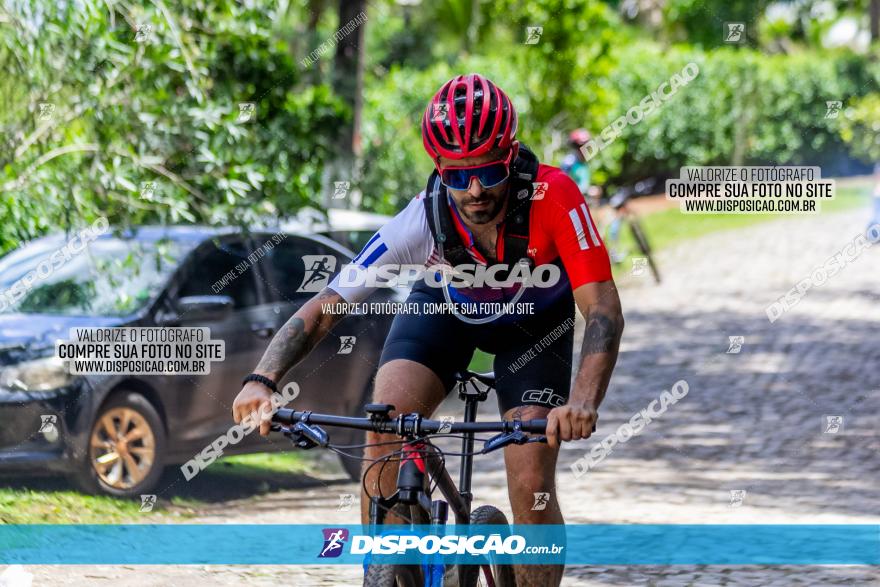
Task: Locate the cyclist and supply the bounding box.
[562,128,628,263]
[870,162,880,242]
[560,128,594,198]
[232,73,624,586]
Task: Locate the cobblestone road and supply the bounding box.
[26,209,879,586]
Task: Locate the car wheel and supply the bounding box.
[71,391,166,497]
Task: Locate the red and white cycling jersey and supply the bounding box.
[329,164,612,309]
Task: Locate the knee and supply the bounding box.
[508,463,553,497]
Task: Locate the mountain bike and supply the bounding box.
[593,179,662,284]
[270,369,551,587]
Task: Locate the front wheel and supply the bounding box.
[457,505,517,587]
[363,563,423,587]
[363,503,427,587]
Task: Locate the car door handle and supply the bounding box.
[251,324,276,339]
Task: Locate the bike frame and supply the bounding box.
[367,376,489,530]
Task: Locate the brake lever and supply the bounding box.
[481,430,530,454]
[282,422,329,450]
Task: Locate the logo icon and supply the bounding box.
[438,416,455,434]
[531,492,550,510]
[729,489,747,507]
[140,181,157,200]
[337,493,355,512]
[333,181,350,200]
[824,101,842,119]
[337,336,356,355]
[37,102,55,122]
[525,26,543,45]
[237,102,256,123]
[139,494,157,512]
[632,257,647,276]
[0,565,33,587]
[521,388,565,407]
[297,255,337,292]
[531,182,548,200]
[724,23,745,43]
[823,415,843,434]
[432,103,449,123]
[318,528,349,558]
[38,415,57,434]
[134,23,152,43]
[726,336,744,354]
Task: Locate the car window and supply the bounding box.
[0,235,189,317]
[177,239,258,309]
[261,236,342,302]
[324,230,375,252]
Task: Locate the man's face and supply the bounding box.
[437,150,512,225]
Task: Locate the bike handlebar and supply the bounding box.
[271,408,547,436]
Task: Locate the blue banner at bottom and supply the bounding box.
[0,524,877,565]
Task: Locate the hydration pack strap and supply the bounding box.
[423,143,541,271]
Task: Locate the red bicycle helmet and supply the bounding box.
[421,73,518,161]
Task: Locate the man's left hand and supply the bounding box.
[545,403,598,448]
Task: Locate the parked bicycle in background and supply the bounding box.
[562,130,661,284]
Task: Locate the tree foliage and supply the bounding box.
[0,0,345,251]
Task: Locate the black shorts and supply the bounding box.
[378,282,576,415]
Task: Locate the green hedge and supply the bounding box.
[591,44,880,185]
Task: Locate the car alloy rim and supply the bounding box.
[89,407,156,489]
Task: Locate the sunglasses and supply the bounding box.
[438,150,514,191]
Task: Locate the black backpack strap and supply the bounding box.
[423,143,541,272]
[502,143,540,268]
[423,170,471,266]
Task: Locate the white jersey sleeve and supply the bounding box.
[328,195,435,303]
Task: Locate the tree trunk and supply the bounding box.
[325,0,366,209]
[871,0,879,43]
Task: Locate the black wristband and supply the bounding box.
[242,373,278,394]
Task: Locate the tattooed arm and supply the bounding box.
[545,280,624,448]
[232,287,349,435]
[571,279,624,409]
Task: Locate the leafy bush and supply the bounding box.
[839,93,880,164]
[589,43,878,186]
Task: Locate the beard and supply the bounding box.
[457,190,507,224]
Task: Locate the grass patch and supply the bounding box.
[0,486,144,524]
[627,177,872,252]
[468,349,494,373]
[0,451,308,524]
[209,451,308,476]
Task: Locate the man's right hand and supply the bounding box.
[232,382,275,436]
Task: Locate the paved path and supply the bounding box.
[24,209,879,585]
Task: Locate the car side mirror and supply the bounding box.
[175,295,234,322]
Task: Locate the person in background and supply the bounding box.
[560,129,595,198]
[562,129,628,262]
[870,162,880,242]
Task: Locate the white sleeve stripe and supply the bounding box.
[568,208,590,250]
[580,203,602,247]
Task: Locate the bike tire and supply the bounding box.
[629,219,662,284]
[363,562,423,587]
[456,505,516,587]
[363,503,427,587]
